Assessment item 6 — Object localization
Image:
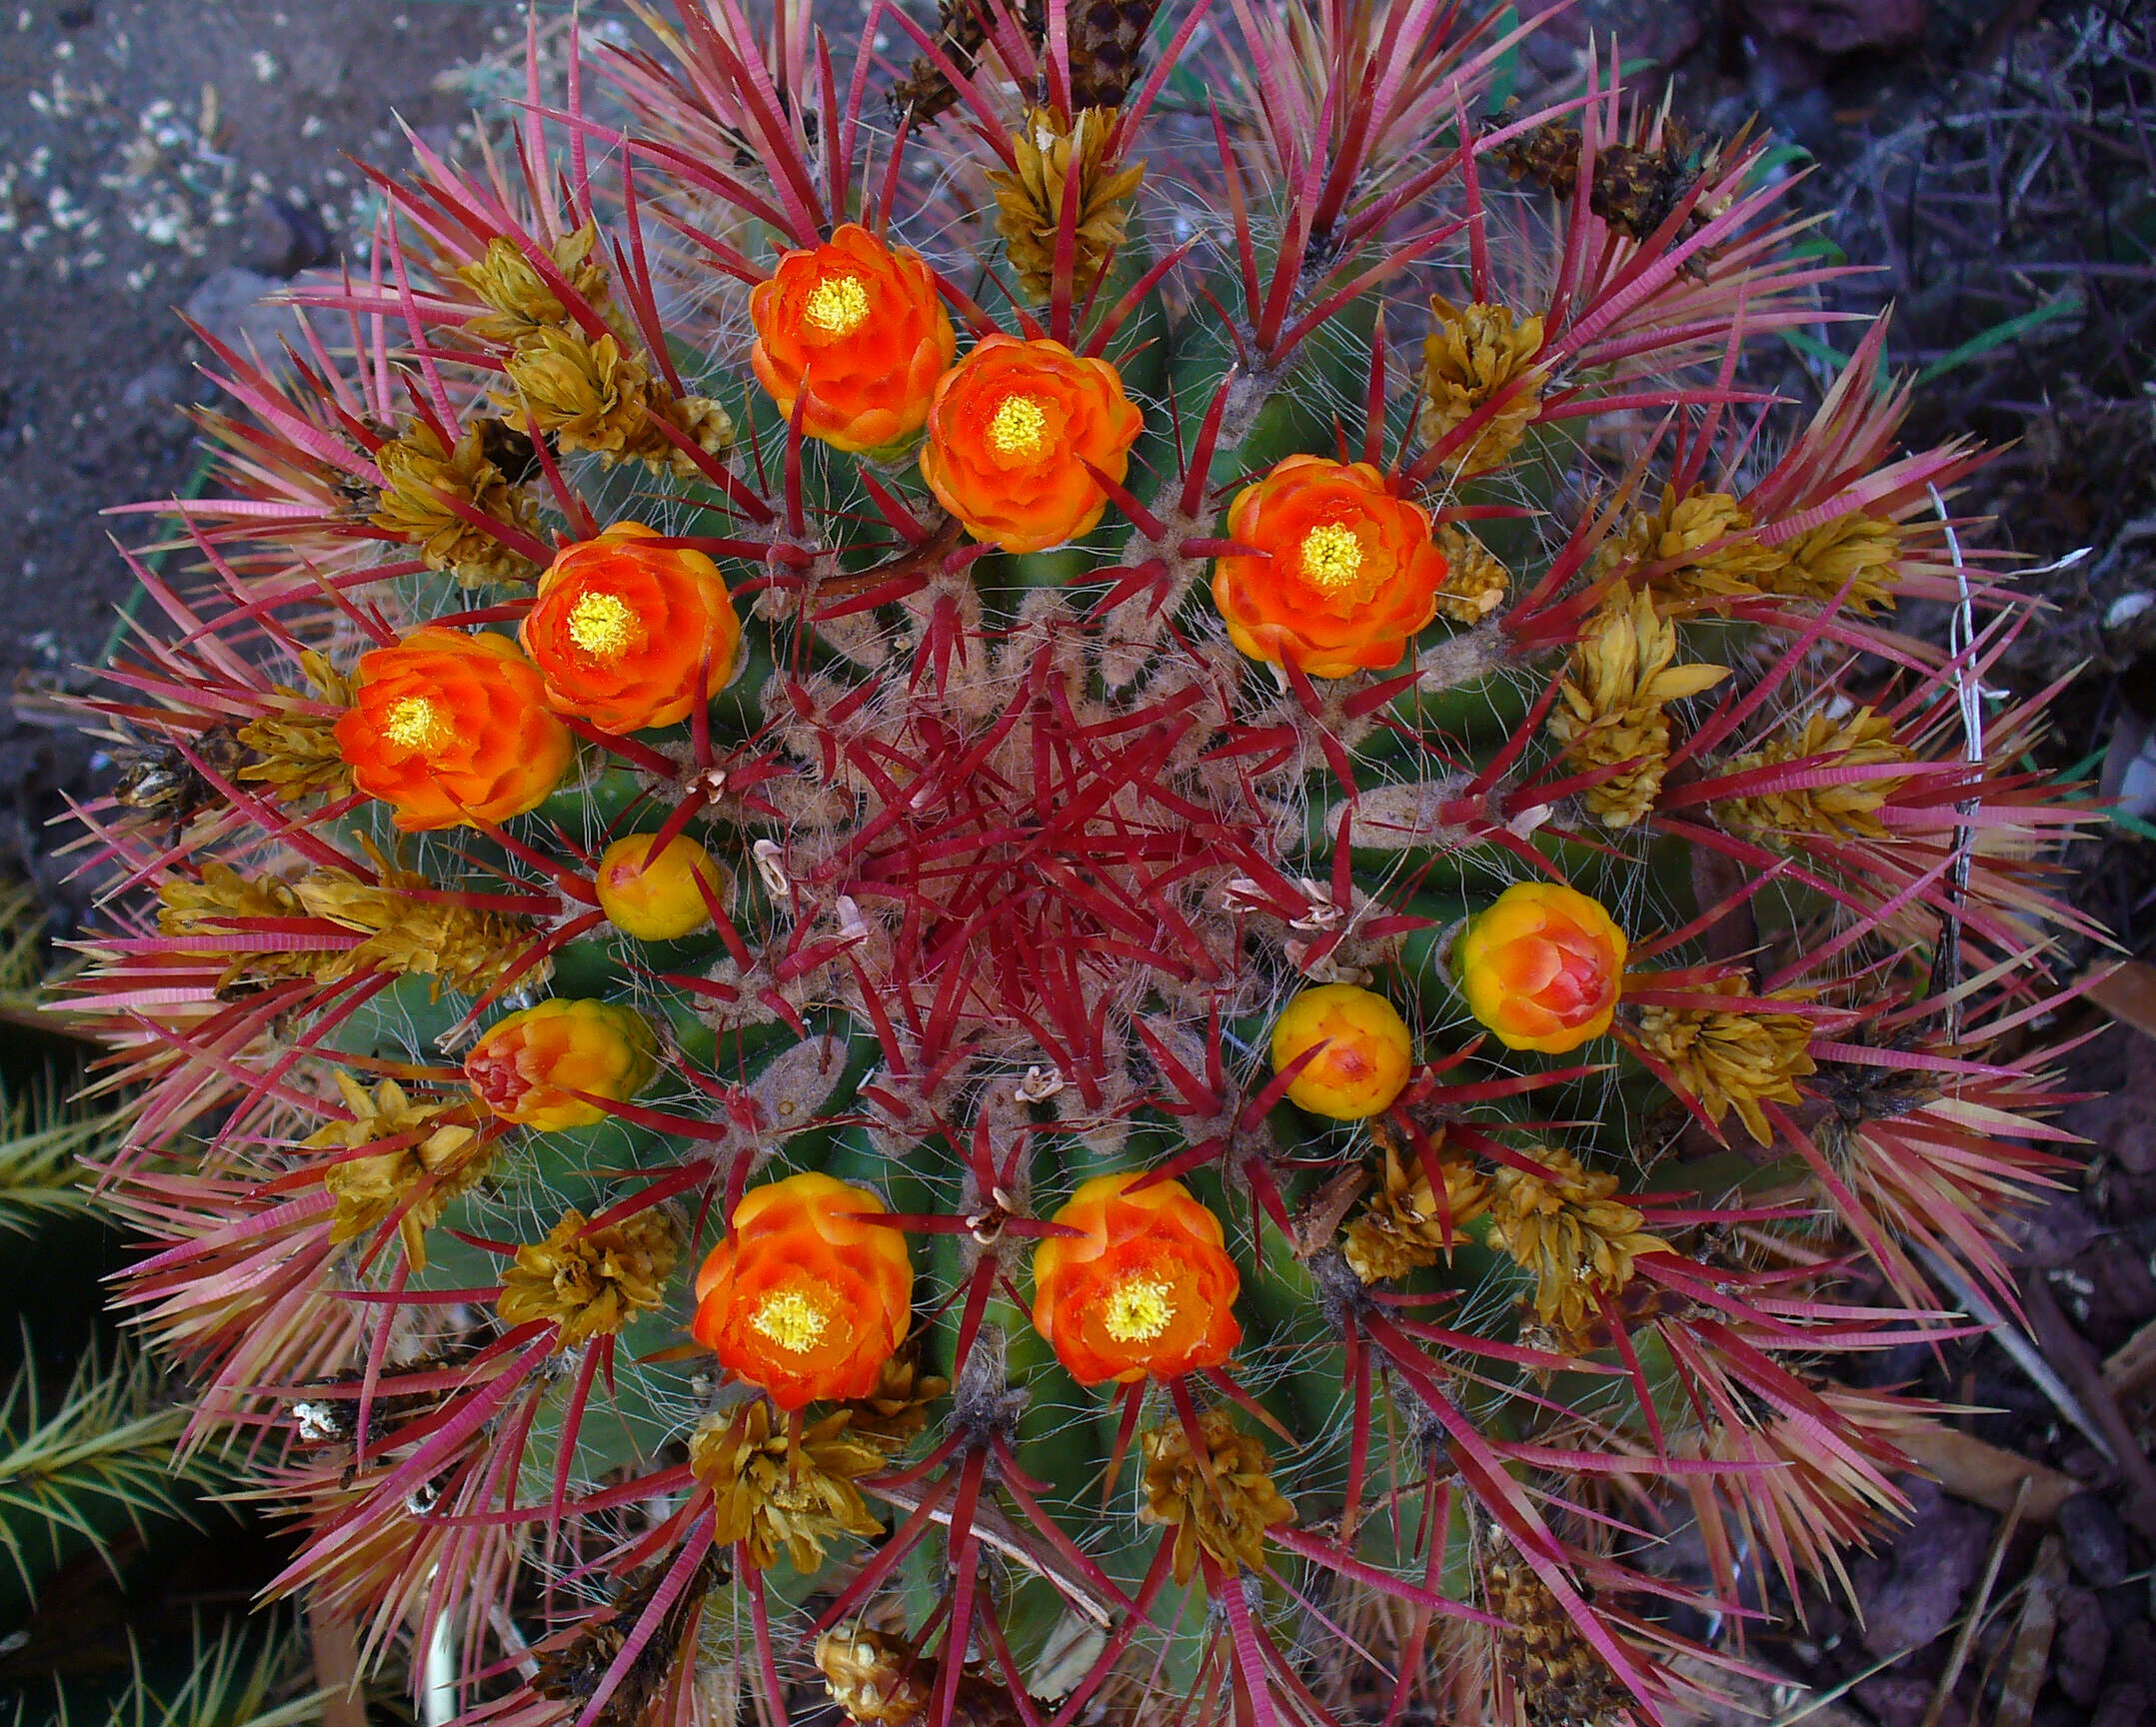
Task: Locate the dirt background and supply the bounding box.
[0,1,2152,1723]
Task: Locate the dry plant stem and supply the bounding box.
[2021,1273,2156,1526]
[1989,1536,2067,1727]
[1918,1245,2116,1466]
[866,1477,1118,1625]
[1916,1474,2028,1727]
[2101,1310,2156,1397]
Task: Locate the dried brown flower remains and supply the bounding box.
[1486,1545,1634,1727]
[498,1207,680,1345]
[1138,1406,1294,1584]
[689,1401,886,1572]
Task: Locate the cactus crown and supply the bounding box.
[68,2,2093,1723]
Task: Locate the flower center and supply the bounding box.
[1298,523,1365,592]
[1102,1275,1174,1343]
[381,696,450,754]
[803,274,871,337]
[567,589,638,660]
[988,394,1051,460]
[750,1285,832,1354]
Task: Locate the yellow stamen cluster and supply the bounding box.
[382,696,450,754]
[566,590,638,660]
[1103,1276,1174,1342]
[988,394,1051,458]
[1298,524,1365,593]
[752,1286,835,1354]
[804,273,872,336]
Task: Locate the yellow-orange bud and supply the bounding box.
[1455,882,1627,1054]
[1269,983,1414,1120]
[464,998,659,1131]
[596,833,728,940]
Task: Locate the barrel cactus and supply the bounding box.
[67,1,2092,1723]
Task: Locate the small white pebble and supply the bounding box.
[2105,591,2152,630]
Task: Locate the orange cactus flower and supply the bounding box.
[1455,882,1628,1054]
[519,523,741,734]
[1211,456,1448,678]
[463,998,660,1132]
[1269,983,1414,1120]
[595,832,728,940]
[919,335,1142,554]
[749,223,958,454]
[334,626,572,831]
[1032,1173,1241,1386]
[692,1172,913,1410]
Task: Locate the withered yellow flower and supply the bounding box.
[294,846,550,998]
[1774,512,1903,616]
[457,221,614,347]
[1485,1146,1668,1336]
[837,1353,950,1449]
[1634,979,1816,1145]
[1548,587,1729,828]
[158,864,316,990]
[1601,482,1788,601]
[1417,299,1545,473]
[305,1070,489,1270]
[989,107,1144,305]
[502,328,656,461]
[1138,1406,1295,1584]
[1342,1131,1490,1283]
[688,1400,886,1572]
[369,420,542,588]
[498,1206,679,1346]
[1712,708,1914,843]
[237,649,357,804]
[1432,523,1511,624]
[501,329,734,478]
